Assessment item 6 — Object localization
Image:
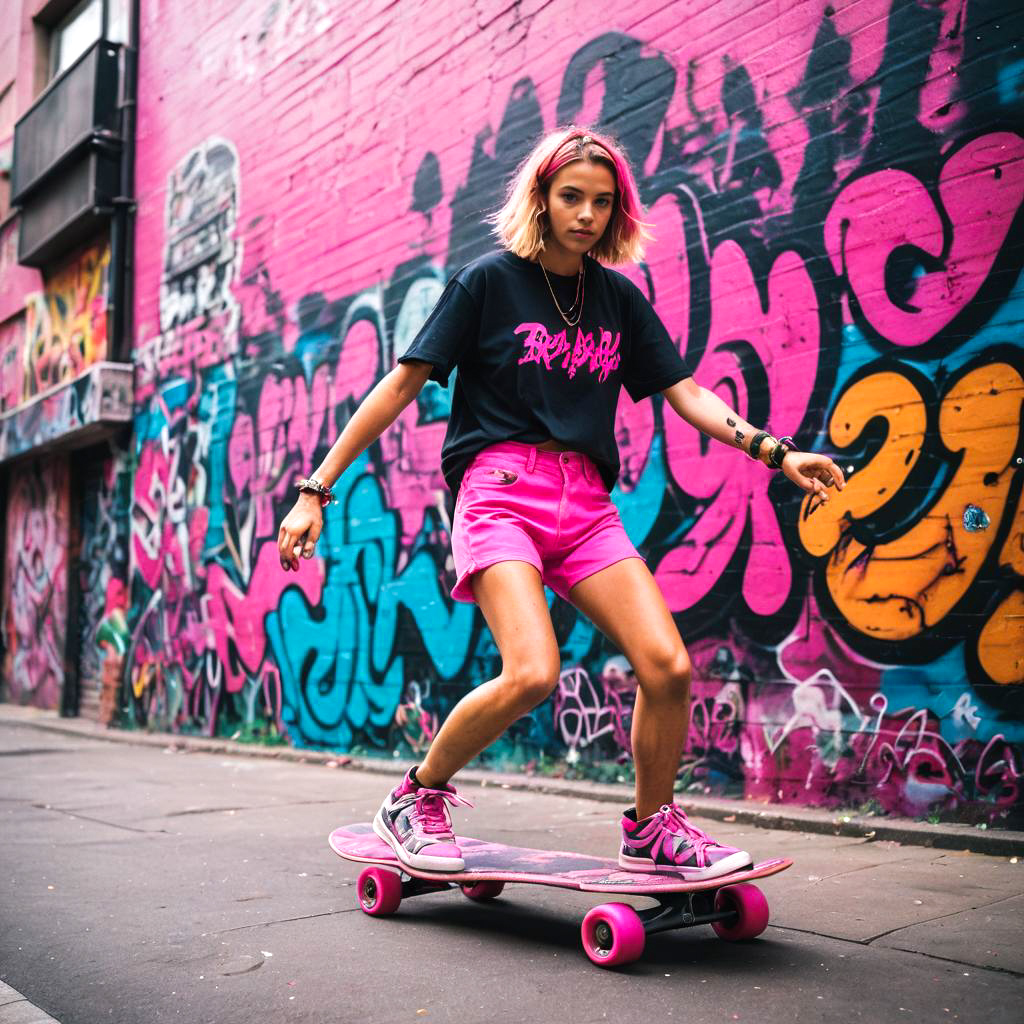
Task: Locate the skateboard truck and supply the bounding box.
[635,890,737,934]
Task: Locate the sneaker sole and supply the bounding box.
[372,810,466,872]
[617,849,752,880]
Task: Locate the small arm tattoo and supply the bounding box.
[726,417,736,427]
[734,430,745,445]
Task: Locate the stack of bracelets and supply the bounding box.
[294,476,335,506]
[748,432,798,469]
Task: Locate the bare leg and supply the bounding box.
[415,560,561,789]
[569,558,691,820]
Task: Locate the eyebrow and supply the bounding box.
[559,185,615,197]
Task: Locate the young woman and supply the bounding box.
[278,126,844,879]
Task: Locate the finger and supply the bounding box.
[829,461,846,490]
[304,522,323,558]
[281,530,297,569]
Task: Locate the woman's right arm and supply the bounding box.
[277,360,435,570]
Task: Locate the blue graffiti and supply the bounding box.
[266,451,477,749]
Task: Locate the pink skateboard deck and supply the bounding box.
[329,823,792,967]
[329,822,790,893]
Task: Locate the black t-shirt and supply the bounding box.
[397,249,692,495]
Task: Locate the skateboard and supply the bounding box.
[329,823,792,967]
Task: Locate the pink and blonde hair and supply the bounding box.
[488,125,652,265]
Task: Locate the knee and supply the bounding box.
[637,646,691,702]
[502,658,561,710]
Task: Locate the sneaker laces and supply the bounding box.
[654,803,717,865]
[410,787,474,837]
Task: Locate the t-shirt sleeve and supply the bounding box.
[621,281,693,402]
[396,277,479,387]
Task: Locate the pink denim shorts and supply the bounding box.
[450,441,643,604]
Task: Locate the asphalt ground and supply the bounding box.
[1,712,1022,1024]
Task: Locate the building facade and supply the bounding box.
[2,0,1022,825]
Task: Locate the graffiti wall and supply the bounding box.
[0,315,24,412]
[1,456,70,709]
[129,0,1024,824]
[23,240,111,401]
[73,447,133,723]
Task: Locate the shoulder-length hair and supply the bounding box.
[488,125,652,265]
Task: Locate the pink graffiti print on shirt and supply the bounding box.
[516,321,621,382]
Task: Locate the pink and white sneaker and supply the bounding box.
[372,766,473,872]
[619,803,752,880]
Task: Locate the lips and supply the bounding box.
[570,230,594,237]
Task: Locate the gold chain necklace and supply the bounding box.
[538,257,585,327]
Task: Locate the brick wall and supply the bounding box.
[127,0,1024,824]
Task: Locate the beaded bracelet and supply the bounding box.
[295,477,335,506]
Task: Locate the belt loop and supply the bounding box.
[526,447,537,473]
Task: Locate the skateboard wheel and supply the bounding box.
[461,880,505,902]
[357,866,402,916]
[581,903,645,967]
[712,882,769,940]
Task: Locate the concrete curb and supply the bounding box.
[0,981,61,1023]
[3,704,1022,857]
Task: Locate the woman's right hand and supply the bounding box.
[278,493,324,570]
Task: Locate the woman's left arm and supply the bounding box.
[662,377,845,512]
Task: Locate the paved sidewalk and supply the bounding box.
[0,982,59,1024]
[3,704,1022,857]
[1,713,1022,1024]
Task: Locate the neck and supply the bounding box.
[536,242,583,277]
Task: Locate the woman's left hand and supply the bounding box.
[780,451,845,514]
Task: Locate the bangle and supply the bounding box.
[747,431,770,462]
[296,476,334,506]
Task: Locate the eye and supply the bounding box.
[561,192,578,202]
[596,198,611,207]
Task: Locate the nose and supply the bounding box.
[578,205,593,224]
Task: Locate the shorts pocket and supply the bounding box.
[464,463,524,491]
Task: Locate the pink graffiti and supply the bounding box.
[377,403,449,550]
[0,316,25,412]
[205,542,321,694]
[554,665,632,757]
[610,196,693,491]
[332,317,380,415]
[132,442,208,594]
[657,237,819,615]
[874,706,1021,818]
[4,466,68,709]
[825,132,1024,346]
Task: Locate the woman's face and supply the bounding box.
[543,160,617,258]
